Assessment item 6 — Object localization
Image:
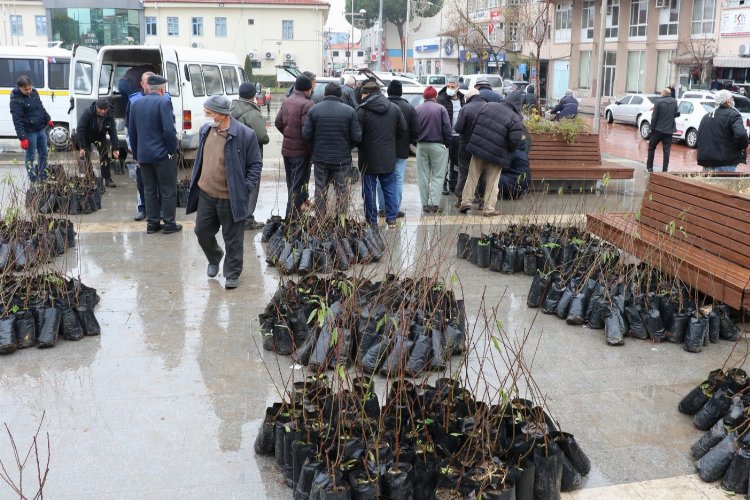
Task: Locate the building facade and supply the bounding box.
[0,0,330,76]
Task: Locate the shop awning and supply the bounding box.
[713,57,750,68]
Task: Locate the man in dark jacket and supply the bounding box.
[377,80,419,218]
[341,76,358,108]
[459,101,524,216]
[302,83,362,220]
[186,96,263,289]
[356,81,406,226]
[551,90,578,120]
[128,74,181,235]
[474,78,502,103]
[454,88,487,208]
[437,76,465,195]
[9,75,53,182]
[499,136,531,199]
[275,75,314,219]
[416,86,452,212]
[523,85,538,107]
[697,90,749,172]
[646,88,680,172]
[77,98,120,187]
[231,82,269,230]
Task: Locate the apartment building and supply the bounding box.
[0,0,330,76]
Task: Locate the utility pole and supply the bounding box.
[376,0,383,71]
[592,0,607,134]
[403,0,410,72]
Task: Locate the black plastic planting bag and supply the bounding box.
[383,462,414,500]
[489,247,503,272]
[0,243,9,269]
[542,282,564,314]
[515,246,527,273]
[524,251,537,276]
[585,298,608,330]
[721,447,750,494]
[296,459,322,500]
[527,273,550,308]
[566,293,587,325]
[555,288,575,319]
[333,237,350,271]
[349,468,380,499]
[75,306,101,336]
[605,308,626,346]
[60,306,84,341]
[445,323,464,355]
[361,338,391,374]
[429,328,448,371]
[381,335,412,376]
[679,381,712,415]
[292,441,315,490]
[642,306,666,341]
[719,311,740,341]
[457,233,470,259]
[555,432,591,475]
[668,312,689,343]
[0,316,17,354]
[707,311,720,343]
[696,431,738,482]
[624,304,647,339]
[559,450,582,492]
[684,316,708,353]
[293,328,318,366]
[328,327,353,368]
[310,469,348,500]
[15,310,37,349]
[298,248,313,274]
[406,333,432,376]
[533,448,563,500]
[36,307,61,348]
[659,298,677,334]
[694,388,730,431]
[273,322,294,355]
[502,245,517,274]
[476,242,491,269]
[691,419,728,459]
[467,237,479,265]
[724,397,745,427]
[254,405,278,455]
[308,325,332,371]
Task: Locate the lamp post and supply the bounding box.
[426,2,442,74]
[348,6,366,69]
[403,0,411,72]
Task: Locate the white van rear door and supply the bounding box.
[160,46,183,130]
[69,45,98,135]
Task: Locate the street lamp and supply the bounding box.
[426,1,442,75]
[348,7,366,69]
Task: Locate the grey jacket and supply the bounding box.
[341,84,358,109]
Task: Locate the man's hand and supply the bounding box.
[48,121,54,127]
[112,150,120,159]
[20,139,29,150]
[79,148,86,158]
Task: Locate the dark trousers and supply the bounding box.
[140,156,177,227]
[314,163,350,220]
[283,155,311,219]
[646,131,672,172]
[246,144,263,222]
[81,140,113,180]
[362,172,397,224]
[455,152,485,200]
[444,135,460,190]
[194,190,245,280]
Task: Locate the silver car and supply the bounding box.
[605,93,661,125]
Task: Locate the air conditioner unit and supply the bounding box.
[284,52,296,62]
[740,43,750,57]
[510,42,522,52]
[191,42,204,49]
[248,50,259,61]
[655,0,670,8]
[264,51,275,60]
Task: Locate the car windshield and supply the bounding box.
[733,96,750,113]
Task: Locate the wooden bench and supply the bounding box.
[529,133,634,182]
[587,173,750,309]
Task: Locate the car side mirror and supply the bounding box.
[615,100,621,105]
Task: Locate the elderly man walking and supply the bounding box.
[646,88,679,173]
[697,90,749,173]
[302,82,362,220]
[416,86,452,213]
[186,96,263,289]
[128,74,181,234]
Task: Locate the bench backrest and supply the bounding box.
[528,133,601,167]
[641,173,750,268]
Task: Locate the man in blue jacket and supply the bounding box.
[551,89,579,120]
[128,74,181,235]
[186,96,263,289]
[9,75,53,182]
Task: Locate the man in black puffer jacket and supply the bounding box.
[302,83,362,219]
[646,88,679,172]
[356,81,406,226]
[454,88,487,208]
[458,100,524,216]
[697,90,749,172]
[9,75,52,182]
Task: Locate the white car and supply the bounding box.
[638,99,718,148]
[605,93,661,125]
[681,90,715,100]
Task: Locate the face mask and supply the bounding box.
[208,121,220,128]
[446,88,457,97]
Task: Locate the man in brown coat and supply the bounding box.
[275,75,314,219]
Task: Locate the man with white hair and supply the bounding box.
[697,90,748,173]
[551,89,578,120]
[341,75,358,108]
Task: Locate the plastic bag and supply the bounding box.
[542,282,564,314]
[678,381,712,416]
[642,306,666,342]
[381,334,412,376]
[693,388,730,431]
[467,237,479,265]
[308,324,332,371]
[361,338,391,374]
[668,312,689,344]
[696,431,737,482]
[533,448,563,500]
[524,251,538,276]
[691,419,728,459]
[489,246,503,272]
[515,246,527,273]
[721,447,750,494]
[406,333,432,377]
[15,310,37,349]
[684,316,707,353]
[0,316,17,354]
[75,306,101,336]
[502,245,517,274]
[476,241,491,269]
[555,287,575,319]
[60,306,84,341]
[566,293,587,325]
[605,308,627,346]
[527,273,550,308]
[457,233,470,259]
[36,307,61,348]
[707,311,720,343]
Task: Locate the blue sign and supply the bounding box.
[519,63,527,75]
[531,67,537,77]
[416,44,439,52]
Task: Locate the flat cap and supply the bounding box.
[147,74,168,86]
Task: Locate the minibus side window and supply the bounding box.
[74,61,93,94]
[188,64,204,96]
[166,62,180,97]
[99,64,112,94]
[0,58,44,87]
[239,68,249,83]
[221,65,239,95]
[202,65,223,95]
[48,59,70,90]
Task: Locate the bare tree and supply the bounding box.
[674,33,717,89]
[443,0,510,74]
[511,0,553,107]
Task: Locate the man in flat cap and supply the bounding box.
[275,74,314,219]
[77,97,120,187]
[128,74,182,234]
[186,95,263,289]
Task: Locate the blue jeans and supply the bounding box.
[25,128,48,182]
[377,157,406,212]
[704,166,737,172]
[362,172,397,224]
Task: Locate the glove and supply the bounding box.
[48,120,54,127]
[20,139,29,150]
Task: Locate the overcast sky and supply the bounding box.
[326,0,355,32]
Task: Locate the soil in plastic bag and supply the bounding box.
[273,321,294,355]
[476,242,491,269]
[515,246,527,273]
[679,381,712,416]
[691,419,728,460]
[502,245,517,274]
[724,397,744,427]
[308,325,333,371]
[684,316,708,353]
[0,315,17,354]
[566,293,587,325]
[457,233,470,259]
[524,251,538,276]
[555,432,591,475]
[642,306,666,342]
[467,237,479,265]
[296,459,323,499]
[293,327,318,366]
[76,306,101,336]
[381,334,413,376]
[60,306,84,341]
[708,311,720,343]
[507,461,535,500]
[349,468,380,499]
[383,462,414,499]
[585,297,607,330]
[693,388,730,431]
[605,308,627,346]
[36,307,61,348]
[719,311,740,341]
[659,298,677,335]
[15,310,37,349]
[328,327,353,368]
[527,273,550,308]
[310,469,348,500]
[406,332,432,376]
[721,447,750,493]
[254,405,279,455]
[533,447,563,500]
[292,441,316,490]
[555,287,575,319]
[559,450,583,492]
[412,456,438,500]
[668,312,689,344]
[489,246,503,272]
[696,431,738,482]
[542,282,564,314]
[361,338,391,374]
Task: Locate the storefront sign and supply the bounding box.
[720,9,750,37]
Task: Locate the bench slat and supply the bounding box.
[650,173,750,214]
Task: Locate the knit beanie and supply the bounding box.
[423,86,437,100]
[239,82,257,99]
[387,80,403,96]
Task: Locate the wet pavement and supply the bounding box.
[0,123,747,499]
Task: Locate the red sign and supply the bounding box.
[490,8,500,20]
[488,22,495,35]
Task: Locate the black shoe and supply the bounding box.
[423,205,435,213]
[163,224,183,234]
[146,223,163,234]
[386,219,397,228]
[207,263,220,278]
[106,179,116,188]
[442,189,450,195]
[134,211,146,221]
[244,220,265,230]
[396,211,405,218]
[225,277,240,289]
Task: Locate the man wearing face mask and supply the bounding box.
[437,76,465,196]
[186,96,263,289]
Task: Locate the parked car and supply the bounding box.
[605,93,661,125]
[374,72,422,87]
[462,74,504,93]
[638,98,719,148]
[311,76,342,103]
[418,74,447,86]
[503,80,528,95]
[681,90,715,100]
